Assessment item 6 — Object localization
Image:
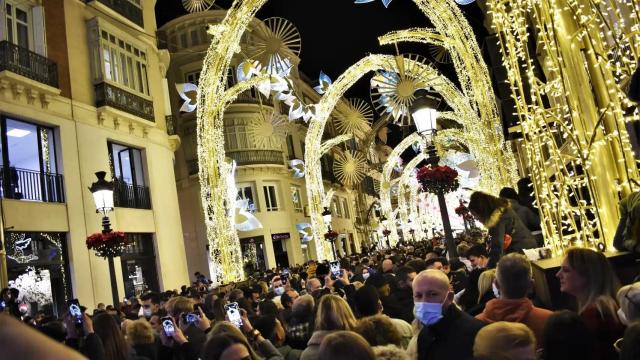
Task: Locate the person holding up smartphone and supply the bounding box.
[158,315,200,359]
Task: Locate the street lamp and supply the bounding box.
[379,214,391,249]
[89,171,119,306]
[410,90,458,258]
[322,207,337,259]
[322,207,333,230]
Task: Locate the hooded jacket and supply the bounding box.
[484,205,537,267]
[475,298,552,343]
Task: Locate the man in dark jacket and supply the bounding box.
[391,266,416,323]
[412,269,484,360]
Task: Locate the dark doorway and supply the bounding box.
[120,233,159,298]
[271,233,290,268]
[240,236,266,273]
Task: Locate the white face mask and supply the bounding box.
[492,282,500,299]
[274,286,285,296]
[617,308,629,325]
[362,273,370,280]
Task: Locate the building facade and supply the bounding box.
[159,10,377,277]
[0,0,188,314]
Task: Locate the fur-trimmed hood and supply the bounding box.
[484,203,511,229]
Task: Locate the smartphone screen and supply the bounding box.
[161,316,176,337]
[0,300,5,311]
[330,261,341,278]
[280,272,289,284]
[224,302,243,327]
[69,300,83,324]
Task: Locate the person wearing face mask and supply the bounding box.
[407,269,484,360]
[475,254,552,344]
[140,292,161,320]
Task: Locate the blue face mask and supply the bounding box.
[414,301,444,326]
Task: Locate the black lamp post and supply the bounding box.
[411,90,458,258]
[89,171,120,307]
[380,214,391,249]
[322,207,337,259]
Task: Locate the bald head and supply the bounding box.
[413,269,453,307]
[382,259,393,273]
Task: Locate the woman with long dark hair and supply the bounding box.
[468,191,537,267]
[93,313,130,360]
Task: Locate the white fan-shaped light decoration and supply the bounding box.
[182,0,214,13]
[370,54,435,126]
[248,111,290,149]
[246,17,301,76]
[333,151,368,187]
[336,98,374,136]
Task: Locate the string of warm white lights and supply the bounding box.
[486,0,640,254]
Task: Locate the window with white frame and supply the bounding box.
[263,184,279,212]
[4,1,31,49]
[238,183,258,211]
[291,186,303,213]
[89,20,150,96]
[332,197,342,218]
[342,198,350,219]
[184,70,200,86]
[224,118,249,151]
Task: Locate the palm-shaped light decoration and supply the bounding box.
[333,151,368,187]
[335,98,374,137]
[246,17,301,77]
[248,111,290,149]
[370,54,435,126]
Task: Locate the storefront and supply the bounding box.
[120,233,159,299]
[5,231,71,317]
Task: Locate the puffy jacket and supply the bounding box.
[485,205,537,268]
[475,298,552,343]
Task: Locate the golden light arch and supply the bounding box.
[196,0,514,282]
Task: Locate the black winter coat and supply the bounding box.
[417,305,485,360]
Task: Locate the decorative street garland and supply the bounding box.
[416,165,459,194]
[86,231,129,258]
[324,230,339,242]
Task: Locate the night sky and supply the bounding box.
[155,0,489,152]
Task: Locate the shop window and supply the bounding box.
[5,232,71,317]
[121,233,159,298]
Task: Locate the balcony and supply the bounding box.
[87,0,143,28]
[233,89,273,106]
[227,150,284,166]
[95,82,154,122]
[113,181,151,209]
[165,115,176,135]
[0,41,58,88]
[0,167,65,203]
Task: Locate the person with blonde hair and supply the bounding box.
[373,344,410,360]
[556,247,624,359]
[317,331,375,360]
[300,295,357,360]
[125,319,156,360]
[617,281,640,324]
[473,321,537,360]
[467,269,496,315]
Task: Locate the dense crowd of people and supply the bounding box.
[1,188,640,360]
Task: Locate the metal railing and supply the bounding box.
[88,0,143,27]
[0,167,65,203]
[95,82,155,121]
[0,41,58,88]
[227,150,284,166]
[113,181,151,209]
[165,115,176,135]
[234,89,273,106]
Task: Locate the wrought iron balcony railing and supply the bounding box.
[0,41,58,88]
[165,115,176,136]
[113,181,151,210]
[0,167,65,203]
[227,150,285,166]
[88,0,143,28]
[95,82,155,121]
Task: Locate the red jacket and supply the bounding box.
[475,298,552,343]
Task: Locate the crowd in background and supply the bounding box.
[1,187,640,360]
